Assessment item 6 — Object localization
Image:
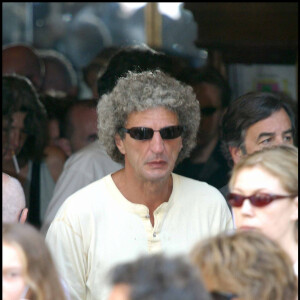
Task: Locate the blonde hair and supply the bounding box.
[190,230,298,300]
[3,223,66,300]
[229,144,298,196]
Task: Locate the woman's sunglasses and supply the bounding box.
[227,192,297,207]
[119,126,183,140]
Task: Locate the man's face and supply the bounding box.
[244,108,293,153]
[231,108,293,164]
[69,106,98,154]
[115,107,183,183]
[194,82,224,146]
[2,49,43,91]
[2,112,27,161]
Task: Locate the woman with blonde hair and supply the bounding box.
[191,230,298,300]
[3,222,67,300]
[227,144,298,274]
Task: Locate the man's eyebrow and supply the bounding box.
[256,132,274,142]
[283,128,293,135]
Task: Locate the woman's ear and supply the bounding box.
[290,196,298,221]
[115,134,125,155]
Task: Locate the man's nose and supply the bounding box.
[149,131,165,153]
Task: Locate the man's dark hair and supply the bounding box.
[40,94,71,122]
[183,66,232,108]
[221,91,296,167]
[2,74,48,165]
[109,254,211,300]
[82,46,120,88]
[97,46,188,99]
[61,98,98,139]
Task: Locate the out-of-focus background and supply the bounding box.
[2,2,298,100]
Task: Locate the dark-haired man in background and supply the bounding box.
[219,91,296,199]
[174,66,231,189]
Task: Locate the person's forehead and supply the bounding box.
[71,106,97,121]
[246,109,292,136]
[126,107,179,125]
[3,243,23,264]
[232,166,284,193]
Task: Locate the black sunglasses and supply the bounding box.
[211,291,238,300]
[201,107,219,116]
[227,192,297,208]
[119,125,184,140]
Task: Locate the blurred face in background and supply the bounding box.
[2,112,27,161]
[3,242,27,300]
[68,106,98,154]
[194,82,224,146]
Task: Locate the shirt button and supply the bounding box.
[153,233,156,237]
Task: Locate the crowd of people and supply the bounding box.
[2,43,298,300]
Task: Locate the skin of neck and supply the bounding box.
[112,167,173,214]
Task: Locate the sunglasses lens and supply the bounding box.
[160,126,183,139]
[211,291,237,300]
[252,194,271,207]
[130,128,153,140]
[126,126,183,140]
[201,107,218,116]
[227,193,244,207]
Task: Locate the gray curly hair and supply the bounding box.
[97,70,200,165]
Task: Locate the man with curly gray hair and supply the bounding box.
[46,69,233,300]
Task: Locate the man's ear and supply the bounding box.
[19,208,28,224]
[115,134,125,155]
[229,146,243,165]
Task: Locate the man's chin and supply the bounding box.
[143,169,171,183]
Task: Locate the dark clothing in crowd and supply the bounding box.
[174,142,230,189]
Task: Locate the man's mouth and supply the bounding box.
[147,160,167,167]
[239,226,257,230]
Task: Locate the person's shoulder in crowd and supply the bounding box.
[44,145,68,182]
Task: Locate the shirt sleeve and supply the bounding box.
[46,202,87,300]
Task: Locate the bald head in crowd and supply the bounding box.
[2,173,28,224]
[2,44,44,91]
